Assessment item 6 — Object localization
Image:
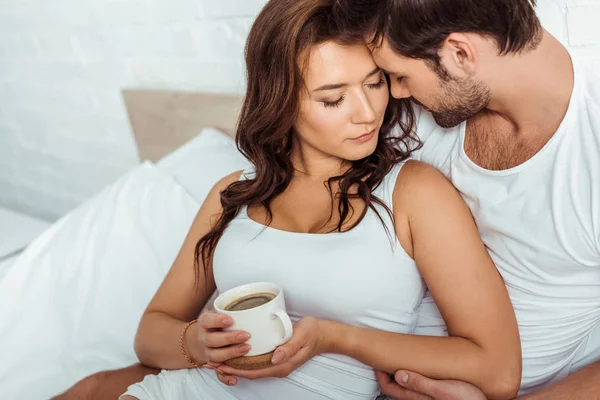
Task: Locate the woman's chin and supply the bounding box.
[343,140,379,161]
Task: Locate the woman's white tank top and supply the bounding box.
[211,162,427,400]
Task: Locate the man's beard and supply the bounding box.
[427,76,491,129]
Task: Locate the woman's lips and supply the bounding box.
[351,129,376,143]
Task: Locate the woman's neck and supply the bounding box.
[289,146,350,181]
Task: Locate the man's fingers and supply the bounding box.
[394,371,438,399]
[199,311,233,330]
[380,384,433,400]
[375,370,394,386]
[206,344,251,363]
[376,370,432,400]
[204,330,250,348]
[216,370,237,386]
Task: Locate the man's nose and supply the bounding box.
[390,79,410,99]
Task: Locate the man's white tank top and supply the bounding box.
[211,162,426,400]
[412,54,600,393]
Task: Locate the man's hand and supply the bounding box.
[377,370,487,400]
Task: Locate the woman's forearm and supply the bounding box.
[321,320,520,400]
[134,311,204,370]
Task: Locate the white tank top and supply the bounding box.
[412,54,600,393]
[212,162,425,400]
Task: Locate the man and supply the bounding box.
[332,0,600,399]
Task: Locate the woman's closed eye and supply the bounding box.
[322,74,386,108]
[323,94,346,108]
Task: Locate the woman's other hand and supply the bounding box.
[210,316,331,384]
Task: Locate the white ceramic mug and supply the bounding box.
[213,282,294,356]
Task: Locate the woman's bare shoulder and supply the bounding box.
[393,159,457,206]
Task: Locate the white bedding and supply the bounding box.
[157,127,250,202]
[0,207,51,284]
[0,207,51,260]
[0,129,250,399]
[0,254,20,283]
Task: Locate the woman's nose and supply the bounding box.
[352,93,377,125]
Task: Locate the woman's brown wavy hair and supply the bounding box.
[194,0,419,284]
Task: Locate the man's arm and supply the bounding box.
[51,363,159,400]
[378,360,600,400]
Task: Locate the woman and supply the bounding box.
[121,0,521,399]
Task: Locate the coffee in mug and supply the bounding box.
[224,292,276,311]
[214,282,293,365]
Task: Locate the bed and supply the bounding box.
[0,91,250,399]
[0,207,51,284]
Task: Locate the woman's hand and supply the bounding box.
[210,316,331,385]
[192,310,252,365]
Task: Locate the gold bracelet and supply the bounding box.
[180,319,203,368]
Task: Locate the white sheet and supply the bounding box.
[0,253,20,284]
[0,207,51,287]
[0,129,250,399]
[0,162,200,399]
[0,207,51,260]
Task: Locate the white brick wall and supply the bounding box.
[0,0,598,220]
[0,0,268,220]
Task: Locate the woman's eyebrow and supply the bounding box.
[313,67,381,92]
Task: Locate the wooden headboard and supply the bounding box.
[123,89,243,162]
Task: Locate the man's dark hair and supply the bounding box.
[334,0,542,68]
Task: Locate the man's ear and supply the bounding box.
[438,32,478,78]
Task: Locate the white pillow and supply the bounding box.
[158,128,251,203]
[0,162,200,399]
